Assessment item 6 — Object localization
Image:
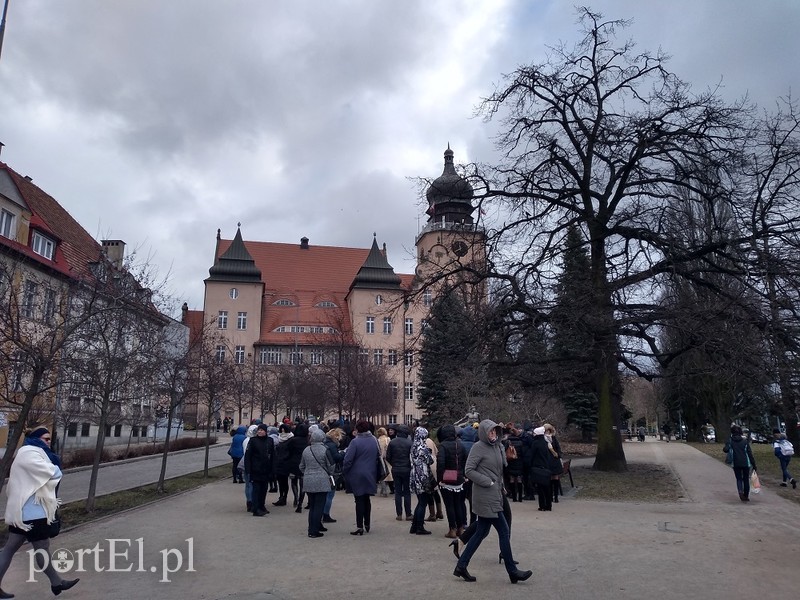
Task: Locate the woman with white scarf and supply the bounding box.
[0,427,79,598]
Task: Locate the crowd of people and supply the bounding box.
[230,416,568,584]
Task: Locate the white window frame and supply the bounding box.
[32,231,55,260]
[405,318,413,335]
[237,311,247,330]
[218,310,228,329]
[383,317,392,335]
[373,348,383,366]
[423,289,433,307]
[388,349,398,366]
[404,382,414,401]
[366,316,375,334]
[234,345,245,364]
[215,345,226,363]
[1,209,15,239]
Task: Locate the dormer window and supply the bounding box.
[32,231,55,260]
[0,209,15,239]
[273,299,295,306]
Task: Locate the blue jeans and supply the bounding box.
[324,488,335,516]
[457,512,516,574]
[394,473,412,517]
[244,472,253,504]
[778,456,793,482]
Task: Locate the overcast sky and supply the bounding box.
[1,1,798,314]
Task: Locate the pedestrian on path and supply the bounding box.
[723,425,757,501]
[343,420,378,535]
[244,424,276,516]
[228,426,246,483]
[772,428,796,489]
[0,427,79,598]
[453,419,532,584]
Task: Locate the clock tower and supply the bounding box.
[415,146,486,284]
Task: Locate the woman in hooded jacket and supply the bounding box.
[409,426,435,535]
[723,424,757,501]
[300,428,335,538]
[240,424,258,512]
[227,425,247,483]
[322,428,345,522]
[453,419,532,585]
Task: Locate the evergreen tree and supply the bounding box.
[418,290,486,426]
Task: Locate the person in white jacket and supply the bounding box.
[0,427,79,598]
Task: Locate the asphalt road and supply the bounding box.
[0,441,230,513]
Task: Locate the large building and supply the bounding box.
[0,161,183,451]
[186,147,485,426]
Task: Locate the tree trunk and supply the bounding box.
[85,400,110,512]
[156,393,178,493]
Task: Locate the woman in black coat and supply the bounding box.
[436,424,469,539]
[530,427,558,511]
[244,424,276,516]
[285,424,309,512]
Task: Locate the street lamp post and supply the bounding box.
[0,0,11,64]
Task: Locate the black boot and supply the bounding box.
[273,494,287,506]
[509,569,533,584]
[453,566,476,582]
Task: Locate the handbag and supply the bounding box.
[442,441,460,484]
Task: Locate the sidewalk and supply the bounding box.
[2,439,798,599]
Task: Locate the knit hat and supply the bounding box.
[29,427,50,439]
[257,423,270,433]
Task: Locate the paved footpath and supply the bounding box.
[2,439,798,599]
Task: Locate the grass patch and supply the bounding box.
[572,463,683,502]
[1,465,229,545]
[689,441,800,507]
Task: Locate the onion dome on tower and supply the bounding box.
[425,145,475,225]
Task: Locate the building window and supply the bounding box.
[289,349,303,365]
[131,426,139,437]
[366,316,375,335]
[388,414,398,425]
[264,347,282,365]
[390,382,398,399]
[359,348,369,362]
[81,423,91,437]
[32,231,55,260]
[421,319,429,332]
[388,350,398,366]
[237,312,247,330]
[311,349,324,365]
[404,382,414,401]
[404,350,413,367]
[114,424,122,437]
[218,311,228,329]
[21,280,37,318]
[229,287,239,299]
[383,317,392,335]
[235,345,245,364]
[274,299,295,306]
[375,294,383,305]
[405,318,413,335]
[423,289,433,307]
[0,209,15,239]
[316,301,338,308]
[405,414,415,426]
[67,423,78,437]
[141,426,148,437]
[373,349,383,366]
[215,345,226,363]
[42,288,57,325]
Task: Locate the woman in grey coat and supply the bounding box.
[299,428,335,538]
[453,419,532,584]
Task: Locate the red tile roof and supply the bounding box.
[215,239,412,345]
[0,162,102,281]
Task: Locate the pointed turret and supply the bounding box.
[207,226,262,282]
[350,235,402,290]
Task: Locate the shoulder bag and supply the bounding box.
[442,441,460,484]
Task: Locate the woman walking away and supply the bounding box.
[386,424,413,521]
[543,424,563,504]
[723,425,757,501]
[437,425,468,539]
[453,419,532,584]
[228,425,247,483]
[409,427,435,535]
[342,420,379,535]
[0,428,79,598]
[772,428,796,488]
[300,428,335,538]
[530,427,554,511]
[286,424,309,512]
[244,424,276,516]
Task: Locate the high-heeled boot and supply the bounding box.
[518,482,525,502]
[551,480,559,503]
